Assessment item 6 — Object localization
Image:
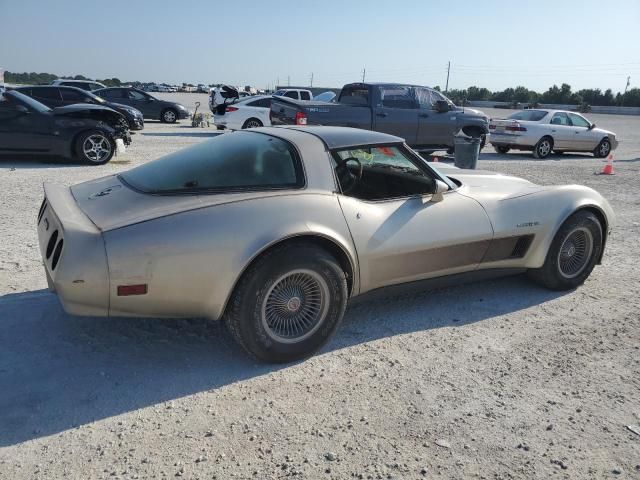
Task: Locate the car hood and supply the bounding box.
[444,168,548,202]
[52,103,120,116]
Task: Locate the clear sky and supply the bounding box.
[1,0,639,92]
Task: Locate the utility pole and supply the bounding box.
[288,75,290,87]
[277,77,279,89]
[362,67,366,82]
[624,75,631,94]
[310,72,314,87]
[445,61,451,93]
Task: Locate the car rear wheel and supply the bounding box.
[527,210,602,290]
[495,145,510,154]
[75,130,115,165]
[533,136,553,159]
[161,108,177,123]
[242,118,263,129]
[225,244,348,363]
[594,138,611,158]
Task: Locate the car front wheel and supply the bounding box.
[495,145,510,154]
[242,118,263,129]
[527,210,603,290]
[161,108,177,123]
[225,244,348,363]
[76,130,115,165]
[594,138,611,158]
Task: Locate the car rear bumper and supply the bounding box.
[489,132,535,147]
[37,184,110,316]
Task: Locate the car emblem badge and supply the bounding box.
[90,184,122,199]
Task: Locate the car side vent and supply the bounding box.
[51,240,64,271]
[46,230,59,260]
[37,199,48,224]
[510,235,534,258]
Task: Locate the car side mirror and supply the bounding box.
[15,104,30,114]
[588,123,596,130]
[434,100,450,113]
[430,179,449,202]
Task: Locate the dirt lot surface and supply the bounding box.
[1,99,639,479]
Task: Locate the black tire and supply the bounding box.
[242,118,263,129]
[527,211,603,291]
[75,130,115,165]
[225,244,348,363]
[593,138,611,158]
[161,108,178,123]
[533,136,553,159]
[495,145,510,154]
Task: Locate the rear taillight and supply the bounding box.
[505,124,527,132]
[226,106,238,112]
[295,111,307,126]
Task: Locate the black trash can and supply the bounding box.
[453,132,480,169]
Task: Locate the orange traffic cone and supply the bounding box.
[600,154,614,175]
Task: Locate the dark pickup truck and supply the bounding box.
[270,82,489,151]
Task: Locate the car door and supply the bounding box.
[548,112,574,149]
[127,89,159,118]
[415,87,454,147]
[372,85,419,145]
[0,96,53,152]
[567,112,599,151]
[332,145,493,292]
[245,97,272,125]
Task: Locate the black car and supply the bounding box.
[0,90,130,165]
[95,87,190,123]
[13,85,144,130]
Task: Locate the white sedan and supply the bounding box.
[489,109,618,159]
[213,95,272,130]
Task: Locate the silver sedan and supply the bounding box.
[489,109,618,158]
[38,126,614,362]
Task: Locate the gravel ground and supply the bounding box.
[1,103,639,479]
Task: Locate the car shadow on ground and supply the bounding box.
[142,131,223,138]
[0,275,563,447]
[478,151,595,161]
[0,155,87,169]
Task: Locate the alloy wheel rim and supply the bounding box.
[557,227,593,279]
[539,140,551,157]
[82,134,111,163]
[261,269,330,344]
[164,111,176,122]
[600,141,610,156]
[246,120,261,128]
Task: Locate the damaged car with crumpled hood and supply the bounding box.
[0,89,131,165]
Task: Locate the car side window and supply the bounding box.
[128,90,146,100]
[31,88,62,102]
[550,112,571,126]
[415,87,434,109]
[567,113,590,128]
[300,91,311,101]
[380,86,418,109]
[60,89,86,102]
[98,89,118,99]
[284,91,298,99]
[248,98,271,108]
[332,145,436,201]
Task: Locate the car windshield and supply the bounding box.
[119,131,303,194]
[6,90,51,113]
[508,110,549,121]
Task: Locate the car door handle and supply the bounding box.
[376,112,388,118]
[419,113,429,118]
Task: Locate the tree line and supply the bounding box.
[4,71,129,88]
[438,83,640,107]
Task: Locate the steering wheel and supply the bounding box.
[334,157,363,194]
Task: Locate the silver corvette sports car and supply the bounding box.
[37,126,614,362]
